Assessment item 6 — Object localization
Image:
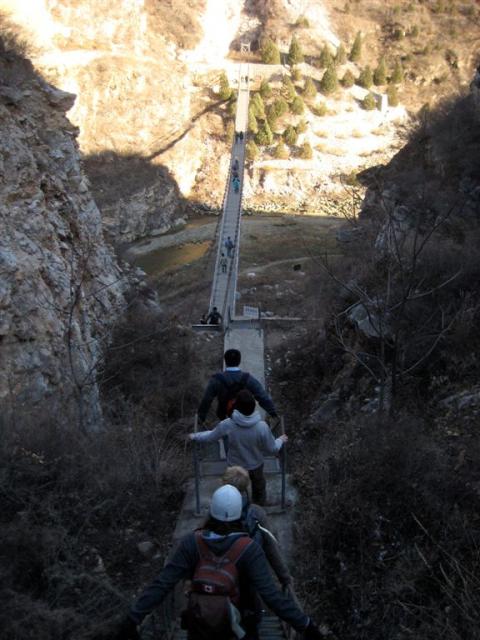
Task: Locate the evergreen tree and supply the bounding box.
[248,108,258,134]
[303,77,317,99]
[288,35,304,65]
[274,141,289,159]
[291,66,302,82]
[281,76,297,101]
[387,84,399,107]
[300,141,313,159]
[357,65,373,89]
[373,57,388,86]
[290,95,305,114]
[255,121,274,146]
[391,59,404,84]
[218,72,232,101]
[342,69,355,87]
[246,139,259,162]
[251,93,266,119]
[271,97,289,118]
[266,106,278,130]
[261,38,281,65]
[319,45,333,69]
[335,43,347,65]
[320,66,338,94]
[283,125,298,146]
[362,92,377,110]
[349,32,362,62]
[259,79,272,99]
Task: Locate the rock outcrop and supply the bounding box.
[0,43,125,427]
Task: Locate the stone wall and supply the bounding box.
[0,48,125,428]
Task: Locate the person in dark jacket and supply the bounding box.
[198,349,278,424]
[114,485,323,640]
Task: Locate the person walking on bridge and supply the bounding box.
[114,485,324,640]
[225,236,235,258]
[192,390,285,504]
[219,252,228,274]
[198,348,278,424]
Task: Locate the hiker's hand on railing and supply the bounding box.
[187,433,197,441]
[278,434,288,445]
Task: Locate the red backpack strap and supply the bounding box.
[195,531,215,561]
[223,535,252,565]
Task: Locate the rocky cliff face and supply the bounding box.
[0,0,212,242]
[0,42,125,427]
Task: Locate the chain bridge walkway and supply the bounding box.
[153,63,299,640]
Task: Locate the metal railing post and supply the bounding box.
[280,416,286,511]
[193,415,201,516]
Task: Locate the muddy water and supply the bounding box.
[123,216,217,276]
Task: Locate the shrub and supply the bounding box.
[261,38,281,64]
[288,35,304,65]
[259,79,272,99]
[391,59,404,84]
[218,72,232,101]
[245,139,259,161]
[393,27,405,40]
[410,24,419,37]
[225,119,235,141]
[373,57,388,86]
[284,124,298,146]
[362,92,377,110]
[311,102,327,116]
[335,43,347,66]
[342,69,355,87]
[295,15,310,28]
[387,84,400,107]
[255,121,274,146]
[250,93,266,119]
[300,141,313,159]
[303,77,317,99]
[357,65,373,89]
[320,66,338,94]
[227,98,237,116]
[349,32,362,62]
[291,66,302,82]
[319,44,334,69]
[274,141,289,159]
[296,119,308,134]
[290,95,305,115]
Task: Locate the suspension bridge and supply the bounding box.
[155,63,299,640]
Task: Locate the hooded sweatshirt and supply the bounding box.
[192,410,284,470]
[129,530,308,631]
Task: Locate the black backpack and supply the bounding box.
[214,372,250,419]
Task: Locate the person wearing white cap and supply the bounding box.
[114,486,324,640]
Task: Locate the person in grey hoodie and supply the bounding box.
[114,485,324,640]
[191,390,287,505]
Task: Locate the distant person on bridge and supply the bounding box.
[114,485,324,640]
[222,465,292,588]
[233,176,240,193]
[225,236,235,257]
[207,306,222,325]
[219,253,228,274]
[192,389,285,504]
[233,156,239,171]
[198,348,278,424]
